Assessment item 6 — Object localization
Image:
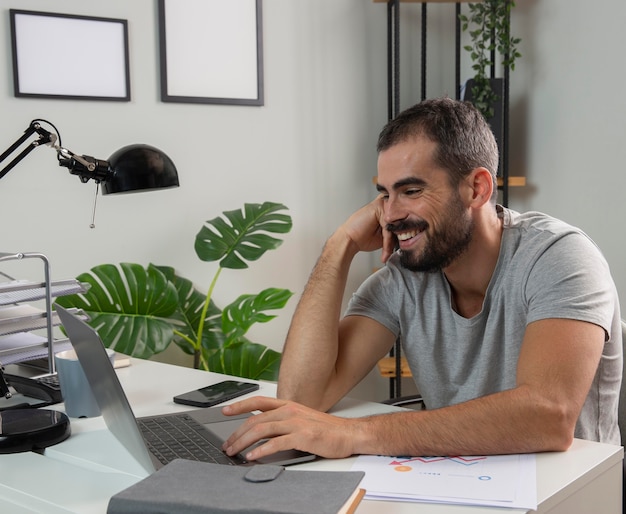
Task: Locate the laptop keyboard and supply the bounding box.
[138,413,243,466]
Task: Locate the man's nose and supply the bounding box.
[383,196,408,225]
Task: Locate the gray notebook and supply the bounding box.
[107,460,365,514]
[54,305,315,475]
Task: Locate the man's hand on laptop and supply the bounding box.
[221,396,358,461]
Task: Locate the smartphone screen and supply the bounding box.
[173,380,260,408]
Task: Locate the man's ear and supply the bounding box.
[466,167,495,207]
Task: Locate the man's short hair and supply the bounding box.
[377,97,499,200]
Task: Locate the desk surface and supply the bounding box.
[0,358,622,513]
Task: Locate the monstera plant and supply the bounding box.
[55,202,293,381]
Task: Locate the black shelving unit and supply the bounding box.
[378,0,513,400]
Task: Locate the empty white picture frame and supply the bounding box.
[158,0,264,106]
[10,9,130,101]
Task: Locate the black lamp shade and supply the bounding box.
[102,144,179,195]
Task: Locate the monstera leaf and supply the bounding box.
[55,263,179,358]
[56,202,293,381]
[195,202,292,269]
[221,289,294,345]
[207,341,282,382]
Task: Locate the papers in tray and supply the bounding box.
[0,303,88,365]
[351,452,537,510]
[0,332,73,365]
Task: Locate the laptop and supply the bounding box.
[54,305,315,475]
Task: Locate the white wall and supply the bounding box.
[1,1,625,403]
[510,0,626,307]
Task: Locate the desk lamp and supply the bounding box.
[0,118,179,192]
[0,119,180,452]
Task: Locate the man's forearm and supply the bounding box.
[352,386,574,457]
[277,230,359,408]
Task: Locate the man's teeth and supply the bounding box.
[397,230,418,241]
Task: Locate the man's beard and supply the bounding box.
[389,196,474,273]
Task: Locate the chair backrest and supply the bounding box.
[618,320,626,447]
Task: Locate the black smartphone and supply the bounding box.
[173,380,260,408]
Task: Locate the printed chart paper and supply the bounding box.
[351,453,536,509]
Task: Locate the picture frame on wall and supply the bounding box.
[158,0,264,106]
[9,9,130,101]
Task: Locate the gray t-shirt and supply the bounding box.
[346,206,622,444]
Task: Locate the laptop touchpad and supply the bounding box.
[186,406,315,465]
[203,418,246,441]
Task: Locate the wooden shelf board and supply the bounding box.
[377,356,413,378]
[497,176,526,187]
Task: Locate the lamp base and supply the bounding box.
[0,408,70,453]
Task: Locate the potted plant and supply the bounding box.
[459,0,521,119]
[55,202,293,381]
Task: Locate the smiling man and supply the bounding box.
[223,97,622,462]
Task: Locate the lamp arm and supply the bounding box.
[57,148,111,183]
[0,120,112,184]
[0,121,56,181]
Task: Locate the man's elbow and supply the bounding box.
[276,381,298,402]
[276,382,325,410]
[277,369,344,411]
[538,404,577,452]
[544,429,575,452]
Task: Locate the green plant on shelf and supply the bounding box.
[459,0,521,119]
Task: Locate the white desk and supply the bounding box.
[0,358,622,513]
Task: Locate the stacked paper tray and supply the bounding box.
[0,279,88,306]
[0,305,88,337]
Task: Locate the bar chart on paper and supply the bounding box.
[351,453,537,509]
